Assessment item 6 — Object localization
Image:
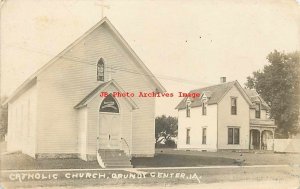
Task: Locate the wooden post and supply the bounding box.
[249,130,251,150]
[272,129,275,151]
[259,130,262,150]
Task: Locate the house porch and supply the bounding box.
[250,119,276,150]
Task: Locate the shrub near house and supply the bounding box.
[155,115,178,148]
[0,103,8,141]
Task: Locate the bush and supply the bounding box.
[0,105,8,141]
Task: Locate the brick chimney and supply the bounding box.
[220,77,226,83]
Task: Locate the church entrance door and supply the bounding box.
[98,113,120,149]
[98,94,120,149]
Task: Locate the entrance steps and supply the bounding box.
[97,149,132,168]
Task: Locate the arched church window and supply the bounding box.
[99,94,119,113]
[97,58,105,81]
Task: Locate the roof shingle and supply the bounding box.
[175,81,236,110]
[175,80,270,110]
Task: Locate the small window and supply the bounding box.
[228,127,240,144]
[202,128,207,144]
[202,102,207,115]
[97,58,105,81]
[255,103,261,118]
[231,97,237,115]
[186,129,191,144]
[186,101,191,117]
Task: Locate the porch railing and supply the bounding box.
[121,137,131,157]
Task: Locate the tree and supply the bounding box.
[245,50,300,138]
[0,97,8,141]
[155,115,178,147]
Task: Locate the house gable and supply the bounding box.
[218,81,252,106]
[244,89,270,110]
[217,83,250,150]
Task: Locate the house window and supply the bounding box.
[202,128,207,144]
[186,128,191,144]
[228,127,240,144]
[186,102,191,117]
[97,58,105,81]
[202,102,207,115]
[266,110,270,118]
[255,103,261,118]
[231,97,237,115]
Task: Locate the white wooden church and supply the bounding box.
[3,18,165,168]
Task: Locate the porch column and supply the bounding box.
[249,130,252,150]
[259,129,262,150]
[272,129,275,151]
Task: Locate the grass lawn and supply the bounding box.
[1,152,235,170]
[156,148,300,166]
[1,152,100,170]
[1,148,300,170]
[132,154,234,167]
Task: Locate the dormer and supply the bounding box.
[201,91,212,101]
[202,93,208,103]
[201,91,210,115]
[186,98,191,117]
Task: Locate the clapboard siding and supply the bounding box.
[131,98,155,156]
[218,85,250,149]
[36,23,156,156]
[78,107,87,160]
[177,104,218,151]
[7,83,37,157]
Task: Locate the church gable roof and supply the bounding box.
[74,79,138,109]
[3,17,165,105]
[175,81,252,110]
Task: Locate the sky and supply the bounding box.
[1,0,300,116]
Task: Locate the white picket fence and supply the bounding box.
[267,139,300,153]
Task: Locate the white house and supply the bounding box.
[175,78,276,152]
[3,18,165,168]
